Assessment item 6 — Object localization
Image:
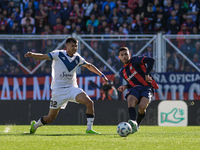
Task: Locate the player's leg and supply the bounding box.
[136,97,149,126]
[76,92,100,134]
[136,88,153,126]
[30,108,61,134]
[127,95,138,121]
[127,94,139,134]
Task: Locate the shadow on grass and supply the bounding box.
[0,132,116,136]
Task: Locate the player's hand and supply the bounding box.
[145,75,152,83]
[118,85,127,92]
[24,52,33,58]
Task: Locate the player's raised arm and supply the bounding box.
[24,52,50,60]
[82,62,108,83]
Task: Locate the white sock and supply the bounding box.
[33,118,45,130]
[87,118,94,131]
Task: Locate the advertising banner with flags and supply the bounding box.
[0,73,199,100]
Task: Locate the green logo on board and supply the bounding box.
[161,108,185,123]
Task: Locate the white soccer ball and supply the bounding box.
[117,122,132,137]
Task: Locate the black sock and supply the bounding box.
[41,117,47,125]
[128,107,136,121]
[137,112,146,126]
[86,114,94,118]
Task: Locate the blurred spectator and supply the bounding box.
[173,1,183,21]
[76,16,85,31]
[69,4,84,23]
[42,0,52,12]
[0,57,9,74]
[192,53,200,69]
[7,0,15,16]
[143,44,153,57]
[0,13,8,29]
[163,0,173,19]
[102,4,111,18]
[2,9,9,21]
[24,1,36,18]
[188,0,199,22]
[165,18,180,34]
[90,3,101,18]
[166,52,179,72]
[154,12,165,32]
[101,81,118,100]
[0,24,7,34]
[36,18,45,34]
[177,23,190,48]
[69,22,76,33]
[35,3,48,25]
[128,0,138,14]
[110,16,120,31]
[53,0,63,11]
[22,18,36,34]
[42,39,56,54]
[10,20,22,34]
[1,0,9,9]
[144,3,155,32]
[133,0,145,18]
[24,0,39,11]
[118,4,126,17]
[13,6,22,23]
[167,10,180,25]
[60,0,70,25]
[102,0,116,12]
[131,13,143,34]
[98,20,108,33]
[185,15,196,32]
[21,10,35,26]
[48,6,61,27]
[9,44,21,63]
[7,12,17,33]
[118,12,133,25]
[180,38,194,59]
[192,41,200,57]
[74,25,84,34]
[82,0,94,23]
[53,17,64,33]
[191,26,199,34]
[62,26,69,34]
[86,13,99,30]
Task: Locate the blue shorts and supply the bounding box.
[125,86,154,103]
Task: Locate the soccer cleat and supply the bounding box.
[30,120,37,134]
[128,120,138,134]
[85,129,101,134]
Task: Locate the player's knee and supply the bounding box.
[138,103,146,112]
[86,99,93,108]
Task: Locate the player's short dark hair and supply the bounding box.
[118,47,129,55]
[66,37,78,44]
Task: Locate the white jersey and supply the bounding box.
[48,50,86,90]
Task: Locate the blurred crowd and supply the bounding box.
[0,0,200,75]
[0,0,200,35]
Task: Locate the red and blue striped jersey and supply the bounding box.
[119,56,159,89]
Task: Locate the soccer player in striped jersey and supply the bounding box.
[25,37,108,134]
[117,47,159,133]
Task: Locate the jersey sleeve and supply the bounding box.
[77,53,86,66]
[48,50,60,60]
[131,56,146,64]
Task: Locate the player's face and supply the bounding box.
[118,50,130,65]
[66,41,78,56]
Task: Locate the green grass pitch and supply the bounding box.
[0,125,200,150]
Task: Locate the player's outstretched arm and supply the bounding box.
[24,52,50,60]
[83,62,108,83]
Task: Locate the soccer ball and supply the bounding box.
[117,122,132,137]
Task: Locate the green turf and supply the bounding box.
[0,125,200,150]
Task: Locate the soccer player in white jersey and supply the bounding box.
[24,37,108,134]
